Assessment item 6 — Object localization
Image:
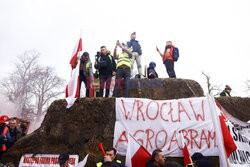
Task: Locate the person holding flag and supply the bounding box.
[77,52,94,97]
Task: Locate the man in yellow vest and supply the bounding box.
[78,52,94,97]
[220,85,232,97]
[113,41,133,97]
[96,147,125,167]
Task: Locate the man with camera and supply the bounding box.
[113,41,133,97]
[95,46,116,97]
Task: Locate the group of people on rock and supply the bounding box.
[0,115,27,160]
[57,147,212,167]
[76,32,177,98]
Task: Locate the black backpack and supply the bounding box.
[172,47,179,62]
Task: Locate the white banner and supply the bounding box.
[113,97,219,157]
[18,154,79,167]
[217,103,250,167]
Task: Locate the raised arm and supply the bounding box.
[156,46,163,57]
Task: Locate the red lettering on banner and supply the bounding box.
[115,131,128,148]
[180,130,190,146]
[145,129,154,150]
[121,99,132,120]
[136,99,145,121]
[69,158,76,165]
[51,157,58,164]
[188,129,200,149]
[23,157,28,163]
[155,130,168,149]
[133,130,144,145]
[40,157,51,164]
[168,102,179,122]
[208,130,216,148]
[160,102,169,122]
[33,157,39,164]
[168,131,180,150]
[178,102,191,122]
[146,101,159,120]
[200,129,209,148]
[189,100,205,121]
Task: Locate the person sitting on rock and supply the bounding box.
[96,147,125,167]
[147,62,158,79]
[220,85,232,97]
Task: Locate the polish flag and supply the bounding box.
[70,38,82,69]
[65,58,80,108]
[179,132,192,167]
[215,101,237,158]
[125,134,152,167]
[208,94,237,166]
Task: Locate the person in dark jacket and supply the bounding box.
[96,147,125,167]
[127,32,143,77]
[6,119,22,149]
[220,85,231,97]
[78,52,94,97]
[146,149,166,167]
[147,62,158,79]
[95,46,116,97]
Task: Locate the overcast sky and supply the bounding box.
[0,0,250,97]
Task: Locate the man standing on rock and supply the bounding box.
[127,32,143,77]
[96,147,125,167]
[94,46,116,97]
[113,41,133,97]
[156,41,176,78]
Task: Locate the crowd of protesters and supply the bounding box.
[78,32,179,98]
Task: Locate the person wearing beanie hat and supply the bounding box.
[220,85,232,97]
[127,32,143,77]
[58,153,70,167]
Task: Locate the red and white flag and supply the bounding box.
[125,134,152,167]
[70,38,82,69]
[208,94,237,167]
[179,132,192,167]
[215,101,237,158]
[65,60,80,108]
[65,38,82,108]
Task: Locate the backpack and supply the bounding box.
[172,47,179,62]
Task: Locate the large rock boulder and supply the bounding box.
[2,78,249,167]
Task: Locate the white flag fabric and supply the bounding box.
[125,134,151,167]
[76,154,88,167]
[66,60,80,108]
[207,94,228,167]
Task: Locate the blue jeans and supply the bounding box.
[99,75,112,97]
[113,67,131,97]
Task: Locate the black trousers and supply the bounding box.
[99,75,112,98]
[79,75,90,97]
[113,67,131,97]
[164,59,176,78]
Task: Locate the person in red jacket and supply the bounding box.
[156,41,176,78]
[0,115,11,159]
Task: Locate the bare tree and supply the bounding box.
[1,50,40,120]
[30,66,65,122]
[1,50,65,122]
[202,71,221,96]
[245,79,250,93]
